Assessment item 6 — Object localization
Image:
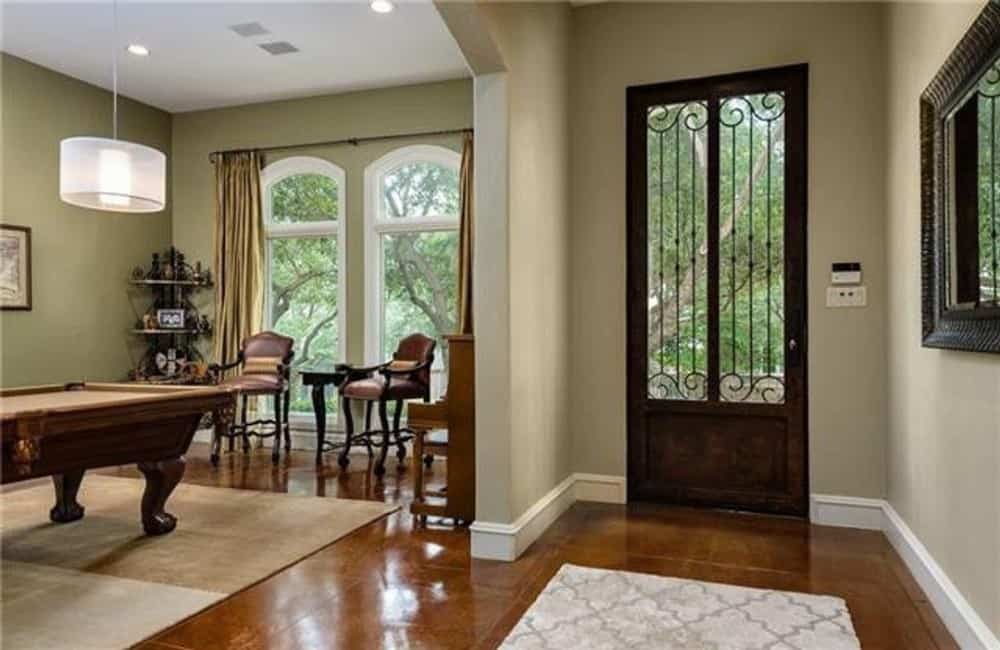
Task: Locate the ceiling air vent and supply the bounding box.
[229,22,270,37]
[258,41,299,56]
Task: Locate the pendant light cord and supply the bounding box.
[112,0,118,140]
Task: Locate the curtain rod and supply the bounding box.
[208,127,473,163]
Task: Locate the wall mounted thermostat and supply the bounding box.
[831,262,862,285]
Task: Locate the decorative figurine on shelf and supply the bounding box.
[188,361,209,381]
[142,313,157,330]
[131,266,145,282]
[175,250,189,281]
[192,261,203,284]
[149,253,161,280]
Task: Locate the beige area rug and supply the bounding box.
[501,564,861,650]
[1,475,397,649]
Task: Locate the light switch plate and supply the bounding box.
[826,286,867,308]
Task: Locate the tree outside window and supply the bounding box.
[367,146,461,399]
[263,157,345,416]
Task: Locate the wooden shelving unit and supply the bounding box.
[128,247,214,384]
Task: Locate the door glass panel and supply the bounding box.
[719,92,786,403]
[646,101,709,400]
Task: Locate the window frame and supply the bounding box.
[363,144,461,365]
[261,156,347,411]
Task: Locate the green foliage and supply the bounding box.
[381,160,460,371]
[383,231,458,362]
[265,160,460,413]
[383,162,459,218]
[977,92,1000,302]
[647,95,786,401]
[271,173,338,223]
[269,236,338,412]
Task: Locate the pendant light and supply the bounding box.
[59,0,166,213]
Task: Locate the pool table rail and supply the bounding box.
[1,382,234,481]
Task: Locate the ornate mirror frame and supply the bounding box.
[922,3,1000,353]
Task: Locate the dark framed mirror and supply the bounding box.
[922,3,1000,352]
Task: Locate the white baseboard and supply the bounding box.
[573,473,627,504]
[809,493,885,530]
[470,473,626,561]
[882,502,999,650]
[192,427,338,452]
[470,473,577,561]
[813,493,999,650]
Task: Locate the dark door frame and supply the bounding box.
[625,63,810,516]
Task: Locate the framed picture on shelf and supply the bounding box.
[156,308,186,329]
[0,224,31,310]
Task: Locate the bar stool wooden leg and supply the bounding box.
[283,388,291,451]
[364,402,374,458]
[338,393,353,469]
[375,400,391,476]
[413,427,426,515]
[210,411,222,466]
[393,399,406,463]
[271,391,282,464]
[240,394,250,453]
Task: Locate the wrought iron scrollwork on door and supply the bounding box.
[646,101,709,401]
[646,92,788,404]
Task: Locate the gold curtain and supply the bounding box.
[212,151,264,368]
[457,133,474,334]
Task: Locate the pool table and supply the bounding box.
[0,382,234,535]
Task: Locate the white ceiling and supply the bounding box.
[1,1,471,112]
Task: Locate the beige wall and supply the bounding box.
[170,79,472,364]
[480,3,574,520]
[0,54,172,387]
[885,2,1000,637]
[569,3,889,498]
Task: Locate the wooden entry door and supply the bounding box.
[626,65,808,516]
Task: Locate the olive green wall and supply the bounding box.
[569,2,889,498]
[885,2,1000,638]
[0,64,469,386]
[170,79,473,364]
[477,3,574,524]
[0,54,172,387]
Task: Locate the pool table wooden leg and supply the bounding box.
[50,469,86,523]
[137,457,185,535]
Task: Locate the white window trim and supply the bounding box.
[262,155,347,370]
[363,144,461,364]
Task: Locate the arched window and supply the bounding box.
[364,145,461,396]
[262,156,346,417]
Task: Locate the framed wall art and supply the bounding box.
[156,308,186,329]
[0,224,32,311]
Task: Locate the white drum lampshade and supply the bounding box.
[59,137,166,213]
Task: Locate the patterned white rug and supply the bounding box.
[501,564,860,649]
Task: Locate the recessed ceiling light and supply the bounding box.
[370,0,394,14]
[126,44,149,57]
